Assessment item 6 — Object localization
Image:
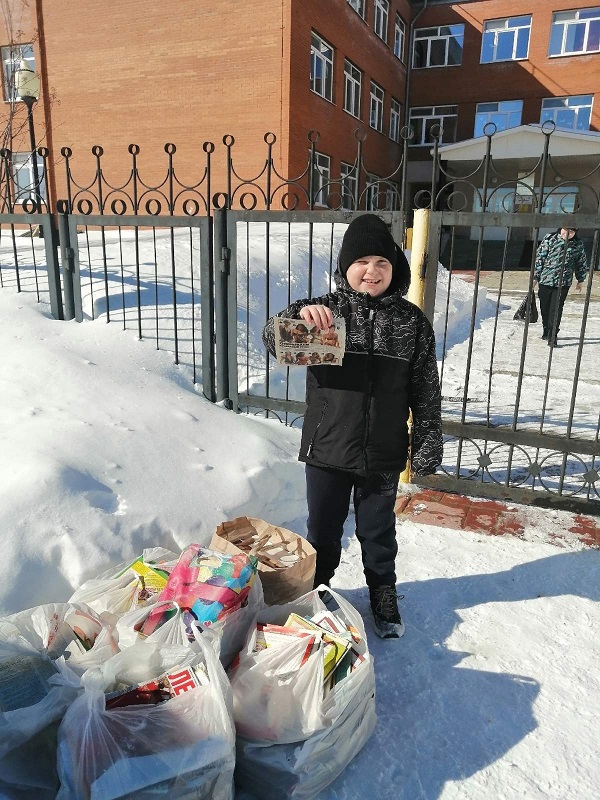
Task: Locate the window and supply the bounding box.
[389,98,402,142]
[366,175,381,211]
[413,25,464,67]
[310,32,334,101]
[343,59,362,118]
[541,95,593,131]
[311,151,331,206]
[369,81,384,132]
[11,153,45,204]
[347,0,365,18]
[481,16,531,63]
[394,14,406,60]
[474,100,523,137]
[386,185,401,211]
[549,7,600,56]
[475,185,579,214]
[340,162,357,210]
[374,0,389,43]
[2,43,34,102]
[409,105,458,146]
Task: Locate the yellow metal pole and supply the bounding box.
[399,208,430,485]
[406,208,429,310]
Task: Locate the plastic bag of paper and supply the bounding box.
[229,587,376,799]
[115,550,264,668]
[0,602,118,674]
[56,638,235,800]
[69,548,180,617]
[0,637,80,761]
[0,721,60,799]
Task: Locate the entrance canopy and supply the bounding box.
[435,124,600,162]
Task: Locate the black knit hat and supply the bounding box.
[338,214,410,296]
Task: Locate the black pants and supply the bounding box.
[538,284,569,338]
[306,464,400,589]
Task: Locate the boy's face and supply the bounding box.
[346,255,393,297]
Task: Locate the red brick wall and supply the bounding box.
[287,0,410,203]
[2,0,290,208]
[409,0,600,158]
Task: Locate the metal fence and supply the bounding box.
[0,124,598,511]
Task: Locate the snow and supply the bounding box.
[1,232,600,798]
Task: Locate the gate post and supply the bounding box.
[407,207,429,312]
[41,214,64,321]
[400,207,431,485]
[57,203,75,320]
[213,207,231,407]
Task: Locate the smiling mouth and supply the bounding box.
[362,279,380,284]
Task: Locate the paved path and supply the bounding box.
[396,488,600,547]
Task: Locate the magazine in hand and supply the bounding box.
[274,317,346,367]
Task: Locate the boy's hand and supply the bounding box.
[300,304,333,330]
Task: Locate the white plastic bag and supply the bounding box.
[0,637,80,760]
[69,548,180,617]
[56,638,236,800]
[229,587,377,799]
[0,602,118,674]
[115,575,264,669]
[0,721,61,799]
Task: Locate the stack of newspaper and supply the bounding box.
[251,609,365,692]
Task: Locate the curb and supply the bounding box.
[395,489,600,549]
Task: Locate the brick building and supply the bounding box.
[1,0,599,213]
[0,0,411,211]
[407,0,600,217]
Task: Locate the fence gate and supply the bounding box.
[421,210,600,511]
[223,208,403,421]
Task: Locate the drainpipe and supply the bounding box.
[35,0,56,211]
[403,0,428,129]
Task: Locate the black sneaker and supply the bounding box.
[369,586,405,639]
[541,330,548,340]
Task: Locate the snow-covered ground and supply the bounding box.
[1,277,600,797]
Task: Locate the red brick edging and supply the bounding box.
[395,490,600,548]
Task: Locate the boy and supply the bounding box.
[263,214,443,638]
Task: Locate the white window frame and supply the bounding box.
[343,59,362,118]
[340,161,358,210]
[394,14,406,60]
[310,32,334,102]
[11,152,45,204]
[365,174,381,211]
[311,151,331,207]
[480,16,532,63]
[386,185,400,211]
[549,7,600,57]
[347,0,365,18]
[540,95,594,131]
[474,100,523,137]
[413,24,464,68]
[389,97,402,142]
[369,81,384,132]
[374,0,389,43]
[409,105,458,146]
[2,43,34,102]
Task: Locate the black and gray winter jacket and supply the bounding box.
[262,272,443,477]
[534,232,588,288]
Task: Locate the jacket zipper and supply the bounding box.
[307,399,329,458]
[361,307,376,472]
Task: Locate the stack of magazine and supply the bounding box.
[252,609,365,693]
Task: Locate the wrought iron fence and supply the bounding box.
[0,123,598,510]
